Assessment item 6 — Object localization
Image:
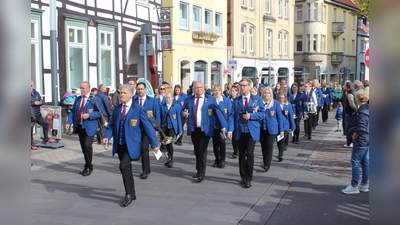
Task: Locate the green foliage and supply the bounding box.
[352,0,369,20]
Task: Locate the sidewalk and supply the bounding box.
[31,117,369,225]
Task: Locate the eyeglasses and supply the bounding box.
[160,88,165,90]
[239,84,249,87]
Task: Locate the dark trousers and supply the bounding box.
[31,116,50,144]
[342,113,347,135]
[212,129,226,164]
[260,130,276,170]
[322,103,329,122]
[97,127,105,143]
[293,116,301,141]
[304,114,315,137]
[191,128,211,176]
[231,132,239,155]
[140,134,151,174]
[313,107,321,127]
[117,145,135,196]
[238,133,256,181]
[164,128,176,161]
[277,131,289,158]
[77,125,94,169]
[176,117,186,144]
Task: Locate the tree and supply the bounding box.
[352,0,369,20]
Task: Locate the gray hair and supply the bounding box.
[353,80,363,90]
[119,84,133,93]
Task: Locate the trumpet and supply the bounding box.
[148,115,173,146]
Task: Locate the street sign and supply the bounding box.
[228,60,237,70]
[364,48,370,68]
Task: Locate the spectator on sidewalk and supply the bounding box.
[343,81,363,148]
[31,81,55,147]
[342,89,369,194]
[335,102,343,132]
[321,82,332,123]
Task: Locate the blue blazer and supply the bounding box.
[289,92,306,117]
[67,95,106,136]
[254,83,264,91]
[232,95,265,141]
[314,88,324,107]
[173,93,187,109]
[321,88,332,105]
[156,96,167,107]
[160,103,183,135]
[96,91,112,119]
[182,94,227,137]
[133,95,161,129]
[280,103,296,131]
[104,103,158,159]
[214,96,234,132]
[261,100,284,135]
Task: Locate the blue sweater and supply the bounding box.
[335,107,343,120]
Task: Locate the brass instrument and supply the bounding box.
[148,115,173,146]
[89,94,109,150]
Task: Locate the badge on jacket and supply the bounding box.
[147,110,153,117]
[131,119,137,127]
[172,114,176,119]
[208,109,212,116]
[224,108,228,113]
[284,110,288,115]
[270,110,275,116]
[88,108,93,113]
[180,102,184,106]
[299,101,303,105]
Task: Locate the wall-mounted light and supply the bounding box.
[88,19,95,27]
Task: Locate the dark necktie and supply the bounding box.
[77,95,86,124]
[140,98,143,106]
[244,97,248,109]
[122,104,127,118]
[194,96,201,127]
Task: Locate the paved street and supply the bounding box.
[31,116,369,225]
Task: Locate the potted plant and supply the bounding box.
[209,32,219,41]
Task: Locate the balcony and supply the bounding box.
[332,22,345,37]
[331,52,344,66]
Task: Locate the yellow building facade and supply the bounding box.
[162,0,227,91]
[294,0,359,85]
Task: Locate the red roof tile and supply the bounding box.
[333,0,359,9]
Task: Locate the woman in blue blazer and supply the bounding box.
[160,92,182,167]
[173,85,187,145]
[260,87,284,172]
[289,83,306,144]
[155,84,167,107]
[276,92,296,162]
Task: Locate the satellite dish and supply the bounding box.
[137,78,154,97]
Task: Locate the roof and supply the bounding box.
[358,23,369,33]
[333,0,359,10]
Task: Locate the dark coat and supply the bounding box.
[96,91,112,119]
[346,104,369,147]
[31,89,43,118]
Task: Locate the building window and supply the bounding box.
[249,27,254,52]
[352,40,355,53]
[211,62,221,86]
[193,6,201,31]
[215,13,222,35]
[249,0,254,9]
[352,15,356,30]
[241,25,246,52]
[358,18,363,28]
[313,34,318,52]
[65,18,88,89]
[333,8,337,22]
[283,33,288,55]
[241,0,246,8]
[307,3,311,21]
[204,10,212,32]
[266,29,272,53]
[278,0,282,18]
[284,1,288,19]
[314,3,318,21]
[343,11,346,23]
[306,34,310,51]
[266,0,270,13]
[296,35,302,52]
[342,38,345,52]
[98,25,115,87]
[278,32,282,54]
[31,12,43,94]
[322,4,326,23]
[296,5,303,22]
[361,41,366,52]
[321,35,325,53]
[179,3,188,29]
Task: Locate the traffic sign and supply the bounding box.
[364,48,370,68]
[228,60,237,70]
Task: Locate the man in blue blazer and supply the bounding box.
[182,81,227,182]
[321,82,332,122]
[103,84,159,207]
[253,77,264,92]
[227,78,265,188]
[65,81,107,176]
[133,82,161,179]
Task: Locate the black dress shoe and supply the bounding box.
[260,165,269,172]
[176,142,182,146]
[296,140,299,144]
[140,173,148,179]
[244,181,251,188]
[192,173,199,178]
[122,194,136,207]
[241,177,247,184]
[80,168,92,176]
[308,136,312,139]
[212,162,219,167]
[218,161,225,168]
[278,157,283,162]
[291,139,295,143]
[284,146,288,150]
[167,160,173,168]
[197,175,204,182]
[230,154,238,159]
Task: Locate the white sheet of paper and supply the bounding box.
[276,134,284,142]
[153,150,162,160]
